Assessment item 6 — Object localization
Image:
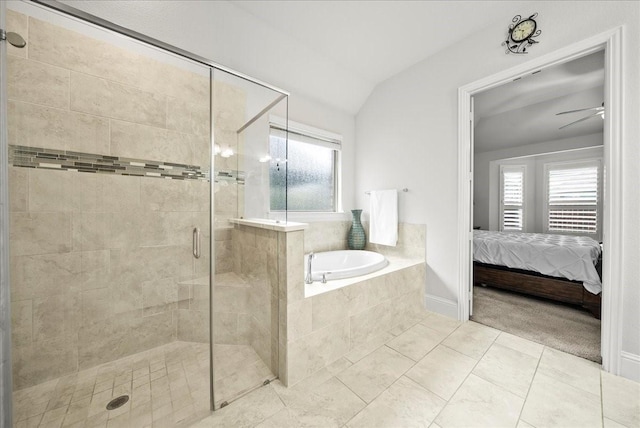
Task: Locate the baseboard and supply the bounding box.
[619,351,640,382]
[425,294,458,319]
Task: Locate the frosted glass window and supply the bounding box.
[269,134,337,212]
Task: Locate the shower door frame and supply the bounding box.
[1,0,289,415]
[1,2,15,426]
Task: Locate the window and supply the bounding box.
[545,160,601,236]
[269,121,341,212]
[500,165,525,231]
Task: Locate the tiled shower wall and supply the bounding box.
[5,10,251,390]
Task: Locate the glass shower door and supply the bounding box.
[210,68,287,408]
[5,3,213,426]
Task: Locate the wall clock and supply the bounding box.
[503,13,541,54]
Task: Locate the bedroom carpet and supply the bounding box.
[471,285,601,363]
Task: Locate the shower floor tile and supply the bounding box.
[12,341,273,428]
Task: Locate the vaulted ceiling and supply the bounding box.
[57,0,602,149]
[59,0,530,114]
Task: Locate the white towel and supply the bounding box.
[369,189,398,246]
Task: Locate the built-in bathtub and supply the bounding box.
[305,250,388,282]
[303,250,426,298]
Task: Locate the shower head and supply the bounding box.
[3,31,27,48]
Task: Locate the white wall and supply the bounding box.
[356,1,639,379]
[474,133,603,231]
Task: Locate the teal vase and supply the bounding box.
[348,209,366,250]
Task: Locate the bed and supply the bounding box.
[473,230,602,318]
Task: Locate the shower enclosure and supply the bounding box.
[0,1,288,426]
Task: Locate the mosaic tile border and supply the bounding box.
[8,145,243,183]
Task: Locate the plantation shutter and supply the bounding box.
[500,166,524,231]
[547,165,599,234]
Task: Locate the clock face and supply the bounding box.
[511,19,536,42]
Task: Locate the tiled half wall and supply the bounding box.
[279,222,427,387]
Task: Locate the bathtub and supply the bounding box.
[304,250,388,282]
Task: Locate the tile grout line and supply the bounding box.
[599,371,604,428]
[341,315,465,426]
[426,324,501,425]
[514,343,545,427]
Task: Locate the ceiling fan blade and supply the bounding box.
[559,111,602,130]
[556,106,604,115]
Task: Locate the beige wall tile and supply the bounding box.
[70,72,166,128]
[285,231,305,302]
[215,240,233,274]
[9,166,28,212]
[111,282,143,317]
[194,242,212,278]
[304,221,350,253]
[81,250,110,291]
[349,299,397,349]
[287,321,349,386]
[141,178,197,212]
[215,183,238,214]
[8,101,110,154]
[177,310,209,343]
[78,312,173,369]
[29,16,210,107]
[110,120,194,166]
[72,212,109,252]
[143,60,209,109]
[28,168,102,213]
[191,284,209,311]
[7,10,28,58]
[29,17,143,88]
[142,277,178,310]
[212,80,247,132]
[110,246,192,286]
[311,289,350,332]
[105,211,142,250]
[81,288,112,325]
[10,252,81,301]
[167,97,209,136]
[192,134,211,167]
[138,211,193,247]
[32,294,66,342]
[13,336,78,390]
[214,286,249,314]
[102,174,141,213]
[10,212,72,256]
[8,56,69,109]
[11,299,33,347]
[285,299,312,343]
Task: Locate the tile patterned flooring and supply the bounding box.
[12,311,640,428]
[13,341,273,428]
[193,311,640,428]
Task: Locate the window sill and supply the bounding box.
[280,211,350,223]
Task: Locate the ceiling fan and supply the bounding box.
[556,102,605,129]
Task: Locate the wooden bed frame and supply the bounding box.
[473,262,602,319]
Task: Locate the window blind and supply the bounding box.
[547,165,598,234]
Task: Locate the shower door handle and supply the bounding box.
[193,227,201,259]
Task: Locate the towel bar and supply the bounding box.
[365,188,408,195]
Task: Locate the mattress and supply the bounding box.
[473,230,602,295]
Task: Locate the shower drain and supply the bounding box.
[106,395,130,410]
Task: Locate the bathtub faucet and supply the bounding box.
[305,253,314,284]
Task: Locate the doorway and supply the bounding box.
[470,51,604,362]
[457,28,624,374]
